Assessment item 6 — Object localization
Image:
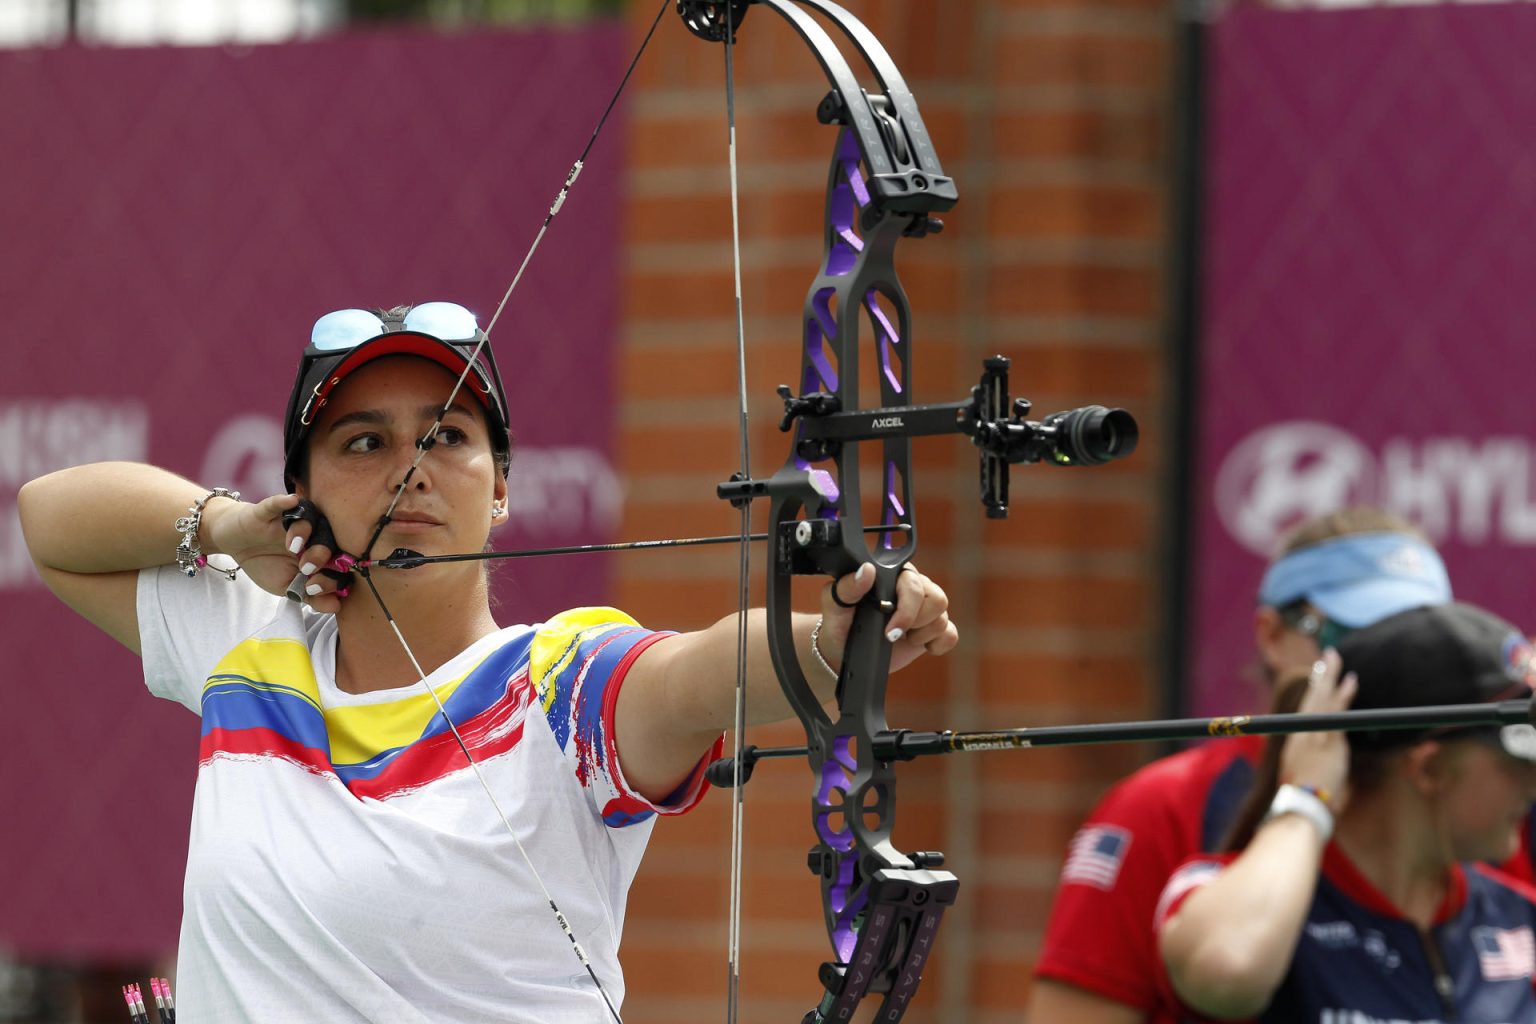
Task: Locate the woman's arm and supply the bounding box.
[614,563,957,802]
[1159,816,1328,1019]
[18,462,303,650]
[1159,651,1356,1020]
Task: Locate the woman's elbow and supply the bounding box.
[1162,923,1283,1020]
[17,477,48,553]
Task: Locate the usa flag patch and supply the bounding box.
[1474,926,1535,982]
[1061,825,1132,890]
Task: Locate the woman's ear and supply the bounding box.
[490,473,508,524]
[1254,606,1287,671]
[1404,739,1455,797]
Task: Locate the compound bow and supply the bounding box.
[675,3,1137,1021]
[348,3,1137,1022]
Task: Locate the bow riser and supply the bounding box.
[744,4,960,1018]
[689,2,1135,1020]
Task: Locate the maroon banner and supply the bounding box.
[1188,4,1536,717]
[0,25,626,958]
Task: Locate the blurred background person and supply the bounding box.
[1028,508,1452,1022]
[1158,603,1536,1021]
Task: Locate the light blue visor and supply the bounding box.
[1258,532,1452,628]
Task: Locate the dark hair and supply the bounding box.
[1220,673,1400,853]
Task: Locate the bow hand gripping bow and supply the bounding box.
[682,2,1138,1020]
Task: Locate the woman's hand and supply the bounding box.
[1278,648,1358,815]
[815,562,959,674]
[203,493,343,613]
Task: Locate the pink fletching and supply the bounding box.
[121,985,133,1005]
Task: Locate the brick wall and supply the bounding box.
[612,2,1174,1021]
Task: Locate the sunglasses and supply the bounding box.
[310,302,482,352]
[1279,604,1353,651]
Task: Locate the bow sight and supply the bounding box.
[759,355,1140,519]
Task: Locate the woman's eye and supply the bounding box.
[438,427,467,446]
[344,434,381,454]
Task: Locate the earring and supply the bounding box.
[491,504,505,519]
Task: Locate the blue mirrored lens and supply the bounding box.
[404,302,480,341]
[311,308,387,351]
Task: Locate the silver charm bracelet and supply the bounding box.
[175,488,241,580]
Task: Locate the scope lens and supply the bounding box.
[1048,405,1140,465]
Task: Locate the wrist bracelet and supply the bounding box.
[1263,783,1334,842]
[175,488,241,580]
[809,616,839,681]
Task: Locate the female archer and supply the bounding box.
[1157,602,1536,1021]
[17,302,959,1023]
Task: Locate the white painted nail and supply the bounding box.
[305,583,323,596]
[288,536,304,554]
[858,563,873,582]
[886,627,904,643]
[299,562,317,576]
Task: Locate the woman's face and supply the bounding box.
[1438,738,1536,864]
[299,355,507,560]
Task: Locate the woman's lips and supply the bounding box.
[388,515,442,532]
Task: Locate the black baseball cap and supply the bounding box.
[281,302,511,491]
[1337,602,1536,755]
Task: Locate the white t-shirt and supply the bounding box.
[137,565,716,1023]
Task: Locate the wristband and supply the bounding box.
[174,488,241,580]
[1263,783,1334,843]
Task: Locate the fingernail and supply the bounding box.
[858,563,872,582]
[299,562,317,576]
[305,583,323,596]
[886,627,904,643]
[289,537,304,555]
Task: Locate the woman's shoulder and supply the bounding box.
[1466,860,1536,911]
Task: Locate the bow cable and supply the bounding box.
[721,3,753,1018]
[337,5,676,1022]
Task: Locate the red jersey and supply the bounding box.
[1036,736,1536,1017]
[1033,735,1265,1014]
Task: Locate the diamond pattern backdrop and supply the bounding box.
[1188,4,1536,716]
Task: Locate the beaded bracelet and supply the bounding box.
[174,488,241,580]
